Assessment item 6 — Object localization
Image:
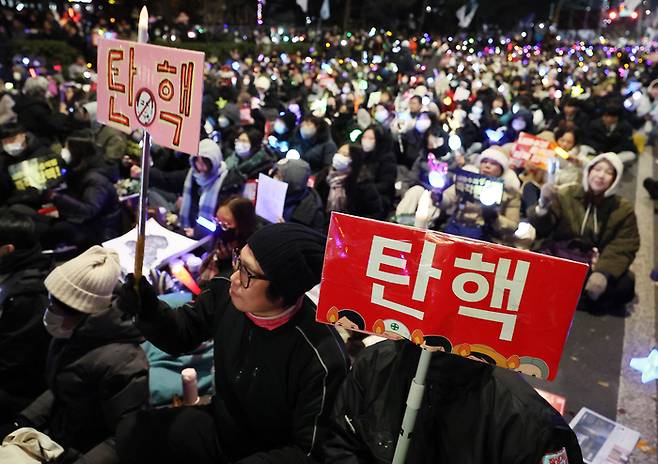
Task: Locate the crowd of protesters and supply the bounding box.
[0,3,657,462]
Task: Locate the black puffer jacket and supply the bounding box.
[362,132,397,214]
[0,245,52,421]
[51,155,121,244]
[20,303,148,463]
[325,341,583,464]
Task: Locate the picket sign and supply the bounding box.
[96,37,205,156]
[317,213,588,381]
[96,7,205,278]
[512,131,567,170]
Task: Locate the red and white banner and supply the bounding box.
[96,38,205,156]
[317,213,588,381]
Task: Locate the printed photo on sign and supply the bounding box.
[317,213,588,381]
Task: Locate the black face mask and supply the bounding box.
[217,227,237,244]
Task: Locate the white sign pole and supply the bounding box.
[134,5,151,280]
[391,348,433,464]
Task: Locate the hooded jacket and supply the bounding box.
[529,153,639,278]
[324,341,583,464]
[180,140,244,230]
[20,303,148,463]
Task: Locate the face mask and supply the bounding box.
[300,126,316,140]
[342,85,351,94]
[12,72,21,82]
[60,147,72,164]
[2,142,24,157]
[43,309,75,339]
[332,153,352,171]
[361,139,375,153]
[511,118,526,132]
[218,116,230,129]
[235,141,251,157]
[273,120,287,134]
[375,109,389,123]
[415,119,431,133]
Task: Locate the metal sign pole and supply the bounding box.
[391,348,433,464]
[134,5,151,281]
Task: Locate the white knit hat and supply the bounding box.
[476,147,510,173]
[44,246,121,314]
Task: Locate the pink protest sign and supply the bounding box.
[96,38,205,156]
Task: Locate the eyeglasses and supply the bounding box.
[232,248,268,289]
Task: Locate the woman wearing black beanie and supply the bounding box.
[116,223,348,464]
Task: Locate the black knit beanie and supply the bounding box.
[247,223,326,304]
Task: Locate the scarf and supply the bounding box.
[245,298,303,331]
[179,161,228,228]
[326,170,349,213]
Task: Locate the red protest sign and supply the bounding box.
[317,213,588,381]
[96,38,205,156]
[512,132,558,170]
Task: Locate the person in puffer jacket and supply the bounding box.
[0,246,149,464]
[529,152,639,311]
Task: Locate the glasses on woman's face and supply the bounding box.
[232,248,268,289]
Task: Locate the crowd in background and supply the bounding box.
[0,4,657,462]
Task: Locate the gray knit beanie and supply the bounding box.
[44,245,121,314]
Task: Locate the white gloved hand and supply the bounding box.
[585,272,608,301]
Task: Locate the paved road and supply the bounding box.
[526,148,658,463]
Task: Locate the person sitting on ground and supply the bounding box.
[553,127,596,186]
[530,152,640,312]
[0,210,52,422]
[272,158,325,232]
[19,131,121,249]
[13,76,71,143]
[439,148,521,245]
[291,115,338,173]
[324,339,583,463]
[225,127,275,180]
[315,143,384,227]
[359,125,398,216]
[179,138,244,238]
[116,223,349,464]
[0,246,149,464]
[0,122,52,208]
[75,101,127,163]
[198,195,259,286]
[586,105,637,164]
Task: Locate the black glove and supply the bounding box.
[0,415,33,440]
[481,205,499,223]
[117,274,159,318]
